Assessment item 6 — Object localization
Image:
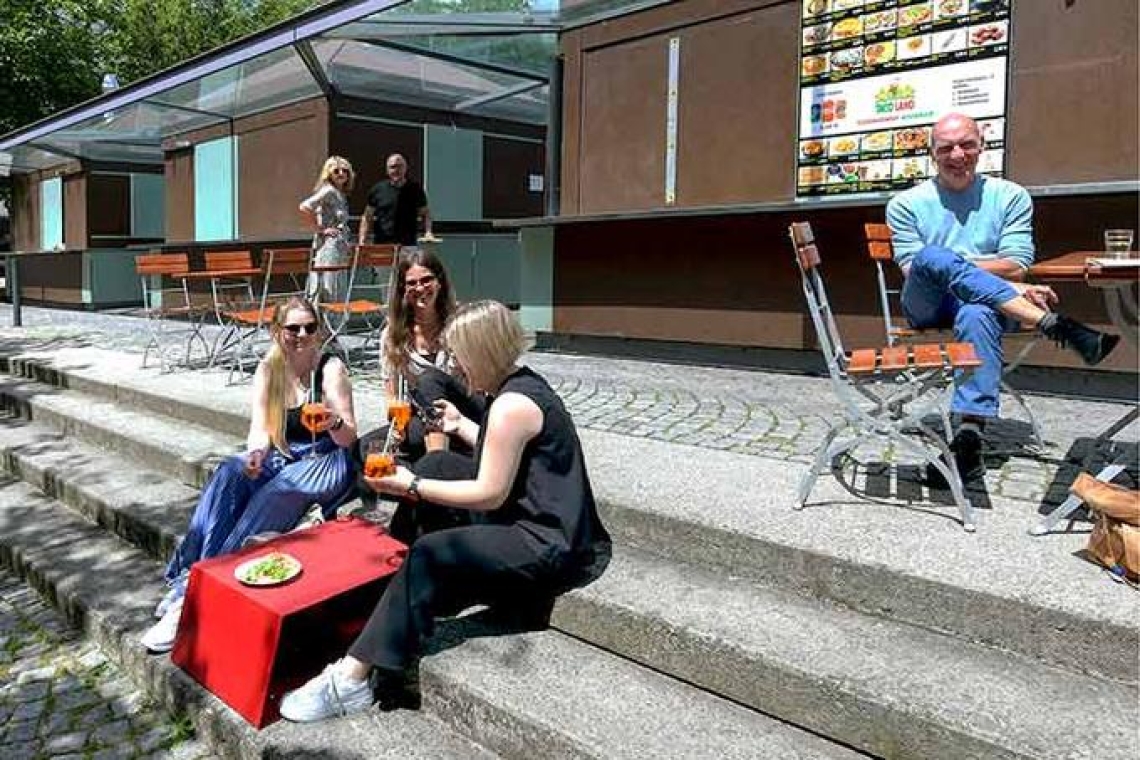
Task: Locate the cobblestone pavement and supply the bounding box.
[0,570,214,760]
[0,304,1136,510]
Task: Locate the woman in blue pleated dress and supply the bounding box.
[142,296,359,653]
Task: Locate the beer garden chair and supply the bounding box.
[789,221,984,532]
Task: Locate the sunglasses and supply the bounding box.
[405,274,437,289]
[282,322,319,336]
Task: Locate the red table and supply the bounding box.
[171,518,407,727]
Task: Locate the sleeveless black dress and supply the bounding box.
[475,366,611,585]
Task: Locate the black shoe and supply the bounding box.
[1040,315,1121,366]
[927,428,985,486]
[371,667,421,712]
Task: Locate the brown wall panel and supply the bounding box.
[559,37,585,214]
[578,37,668,213]
[483,137,545,218]
[165,149,195,242]
[329,118,424,215]
[551,192,1138,372]
[12,175,40,252]
[676,3,799,205]
[238,100,328,239]
[87,174,129,239]
[1007,0,1139,185]
[63,173,86,249]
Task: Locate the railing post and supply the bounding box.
[6,255,20,327]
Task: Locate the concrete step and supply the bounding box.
[0,375,240,489]
[0,471,860,759]
[555,546,1138,760]
[0,479,500,760]
[1,346,1136,687]
[584,429,1140,686]
[3,385,1134,759]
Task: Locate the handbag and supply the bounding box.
[1071,473,1140,580]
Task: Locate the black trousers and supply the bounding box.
[348,451,562,672]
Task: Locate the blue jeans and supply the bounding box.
[901,245,1021,418]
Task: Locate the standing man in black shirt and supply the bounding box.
[359,153,432,247]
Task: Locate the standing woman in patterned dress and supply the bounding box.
[299,156,354,301]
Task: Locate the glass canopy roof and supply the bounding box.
[0,0,669,175]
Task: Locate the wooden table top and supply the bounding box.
[1030,252,1140,283]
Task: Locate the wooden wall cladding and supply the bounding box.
[238,100,329,239]
[483,136,545,219]
[676,3,799,205]
[550,192,1139,372]
[578,36,668,213]
[165,149,195,242]
[62,173,87,249]
[86,174,129,239]
[328,118,424,215]
[561,0,1139,215]
[11,175,39,252]
[1006,0,1139,185]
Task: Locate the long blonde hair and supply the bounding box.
[262,296,324,455]
[314,155,355,193]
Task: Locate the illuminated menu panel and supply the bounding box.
[796,0,1012,197]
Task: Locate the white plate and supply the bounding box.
[1088,257,1139,268]
[234,552,303,586]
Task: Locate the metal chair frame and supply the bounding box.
[135,252,209,373]
[321,243,398,372]
[217,248,312,384]
[790,222,982,532]
[864,223,1045,448]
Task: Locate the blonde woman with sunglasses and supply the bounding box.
[142,296,358,654]
[300,156,355,300]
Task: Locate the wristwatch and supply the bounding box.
[329,415,345,431]
[406,476,422,501]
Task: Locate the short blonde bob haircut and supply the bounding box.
[314,155,355,193]
[444,300,525,392]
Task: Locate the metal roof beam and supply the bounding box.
[454,80,544,112]
[294,40,337,98]
[360,37,548,83]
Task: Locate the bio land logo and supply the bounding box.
[874,82,916,115]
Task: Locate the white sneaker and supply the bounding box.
[154,579,186,619]
[142,598,183,654]
[279,659,373,722]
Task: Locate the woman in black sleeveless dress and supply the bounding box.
[281,300,610,722]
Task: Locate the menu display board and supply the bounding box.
[796,0,1012,197]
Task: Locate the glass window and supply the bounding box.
[40,177,63,250]
[194,137,238,241]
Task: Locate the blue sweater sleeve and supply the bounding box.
[885,194,923,270]
[996,185,1035,269]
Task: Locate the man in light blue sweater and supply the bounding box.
[886,113,1118,481]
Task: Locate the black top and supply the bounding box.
[366,179,428,246]
[283,353,336,443]
[475,367,611,583]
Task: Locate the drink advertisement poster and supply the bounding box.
[796,0,1012,197]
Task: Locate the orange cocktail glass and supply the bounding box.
[300,402,328,457]
[388,399,413,434]
[363,452,396,479]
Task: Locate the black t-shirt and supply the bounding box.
[366,179,428,246]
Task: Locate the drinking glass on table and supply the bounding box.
[1104,229,1135,259]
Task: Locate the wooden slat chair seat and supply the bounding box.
[217,248,312,384]
[789,221,981,532]
[322,243,397,371]
[864,222,1045,448]
[135,253,210,372]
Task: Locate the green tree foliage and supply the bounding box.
[104,0,322,85]
[0,0,322,138]
[0,0,111,136]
